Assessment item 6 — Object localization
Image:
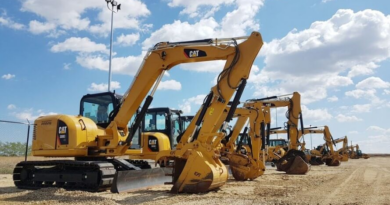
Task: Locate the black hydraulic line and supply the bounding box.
[195,92,213,126]
[300,113,304,141]
[261,122,265,150]
[192,92,214,141]
[287,124,290,140]
[24,124,30,161]
[269,127,282,130]
[266,123,271,146]
[167,39,213,45]
[305,126,318,129]
[236,127,248,153]
[126,96,153,145]
[246,96,277,102]
[247,133,253,158]
[225,79,247,123]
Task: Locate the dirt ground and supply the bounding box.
[0,157,389,205]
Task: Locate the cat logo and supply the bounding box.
[184,49,207,58]
[58,126,67,134]
[189,50,199,57]
[149,139,157,145]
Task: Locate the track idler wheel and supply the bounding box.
[276,150,310,175]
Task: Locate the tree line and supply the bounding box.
[0,142,31,156]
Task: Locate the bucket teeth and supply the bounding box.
[164,182,173,185]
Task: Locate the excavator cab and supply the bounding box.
[79,92,122,128]
[142,108,183,149]
[269,139,288,149]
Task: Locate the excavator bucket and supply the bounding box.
[168,151,228,193]
[309,157,324,165]
[111,168,172,193]
[325,158,340,166]
[228,153,263,181]
[340,154,349,162]
[276,150,310,175]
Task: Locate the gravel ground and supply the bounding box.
[0,157,389,205]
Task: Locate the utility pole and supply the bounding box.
[105,0,121,91]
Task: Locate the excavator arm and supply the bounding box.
[305,126,340,166]
[221,106,266,181]
[246,92,310,174]
[154,32,263,193]
[334,136,349,161]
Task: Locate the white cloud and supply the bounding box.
[28,20,56,34]
[76,52,145,76]
[356,76,390,90]
[157,80,182,91]
[347,62,379,78]
[0,12,25,30]
[142,18,220,50]
[87,81,121,92]
[167,0,235,18]
[345,89,377,99]
[51,37,109,54]
[63,63,71,70]
[2,74,15,80]
[384,89,390,95]
[327,95,338,102]
[322,0,334,2]
[256,9,390,104]
[336,114,362,122]
[351,104,371,113]
[21,0,151,36]
[367,126,390,134]
[301,105,332,122]
[143,0,264,50]
[7,104,16,110]
[116,33,140,47]
[325,76,353,87]
[359,126,390,153]
[13,109,57,122]
[179,94,207,114]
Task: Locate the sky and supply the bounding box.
[0,0,389,153]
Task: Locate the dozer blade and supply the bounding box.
[111,168,172,193]
[325,158,340,166]
[276,150,310,175]
[170,151,228,193]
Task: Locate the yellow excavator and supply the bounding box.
[333,136,348,162]
[155,32,263,193]
[307,126,340,166]
[349,144,369,159]
[13,32,263,193]
[245,92,310,174]
[219,105,266,181]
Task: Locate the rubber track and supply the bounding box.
[13,160,115,192]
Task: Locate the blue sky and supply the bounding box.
[0,0,389,153]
